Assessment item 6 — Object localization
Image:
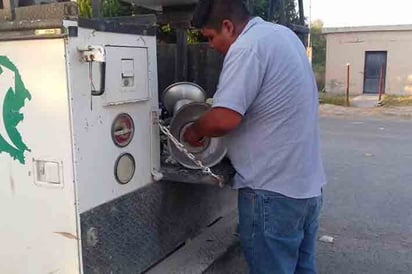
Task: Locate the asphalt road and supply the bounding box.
[206,115,412,274]
[317,116,412,274]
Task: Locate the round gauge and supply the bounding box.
[114,153,136,184]
[112,113,134,147]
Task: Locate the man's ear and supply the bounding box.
[222,19,235,36]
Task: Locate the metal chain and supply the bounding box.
[159,122,224,187]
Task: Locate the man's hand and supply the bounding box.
[182,107,242,147]
[183,124,205,147]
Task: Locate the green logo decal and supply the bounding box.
[0,56,32,164]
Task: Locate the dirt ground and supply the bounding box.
[319,104,412,119]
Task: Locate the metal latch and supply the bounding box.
[77,45,105,63]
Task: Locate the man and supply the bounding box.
[183,0,326,273]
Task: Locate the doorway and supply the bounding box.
[363,51,387,94]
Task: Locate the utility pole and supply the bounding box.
[346,63,351,107]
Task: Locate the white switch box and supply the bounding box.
[121,59,134,78]
[104,46,149,105]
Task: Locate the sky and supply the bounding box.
[303,0,412,27]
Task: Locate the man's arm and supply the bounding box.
[183,47,262,146]
[183,107,242,146]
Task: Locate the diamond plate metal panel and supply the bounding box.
[80,181,237,274]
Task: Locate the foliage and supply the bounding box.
[318,93,348,106]
[158,25,205,44]
[311,20,326,72]
[187,29,203,44]
[77,0,132,18]
[77,0,301,43]
[253,0,300,24]
[283,0,300,24]
[100,0,121,18]
[380,95,412,107]
[158,24,177,43]
[77,0,92,18]
[310,19,326,90]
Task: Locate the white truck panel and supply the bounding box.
[65,24,160,213]
[0,39,80,273]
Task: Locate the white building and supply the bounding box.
[324,25,412,96]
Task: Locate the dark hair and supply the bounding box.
[192,0,250,29]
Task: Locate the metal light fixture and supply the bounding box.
[114,153,136,184]
[111,113,135,147]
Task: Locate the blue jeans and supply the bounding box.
[238,188,323,274]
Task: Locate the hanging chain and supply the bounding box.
[159,122,224,187]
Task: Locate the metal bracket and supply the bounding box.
[77,46,106,96]
[78,45,106,63]
[151,170,164,181]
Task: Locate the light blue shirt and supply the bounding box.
[212,17,326,198]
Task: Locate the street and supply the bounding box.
[318,116,412,274]
[206,114,412,274]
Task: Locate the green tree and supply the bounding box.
[77,0,92,18]
[252,0,300,24]
[77,0,133,18]
[77,0,301,43]
[100,0,121,17]
[310,19,326,90]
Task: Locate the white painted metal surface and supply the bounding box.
[0,19,160,273]
[64,21,160,213]
[0,39,80,273]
